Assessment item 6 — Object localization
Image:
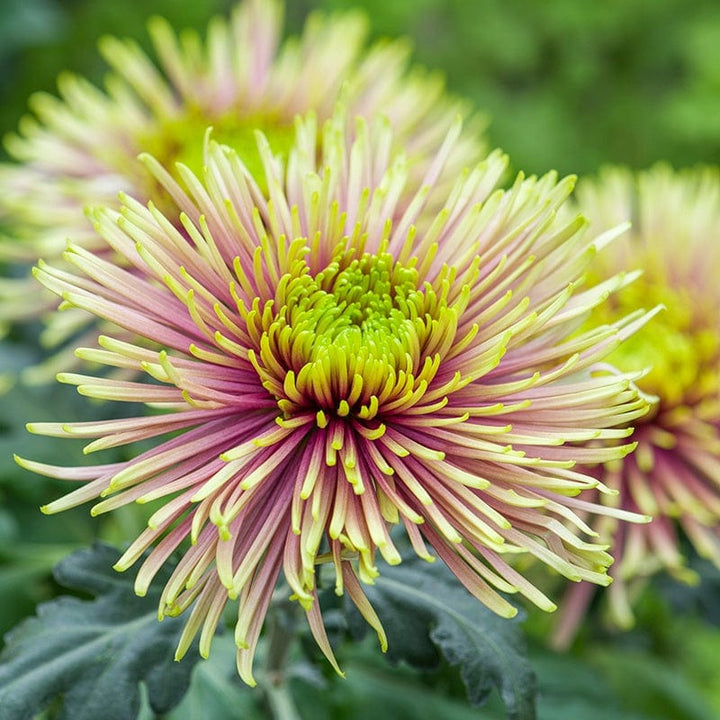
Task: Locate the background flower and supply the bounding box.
[0,0,484,372]
[18,109,653,681]
[553,164,720,647]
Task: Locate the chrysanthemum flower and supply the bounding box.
[0,0,483,362]
[18,111,653,683]
[553,165,720,647]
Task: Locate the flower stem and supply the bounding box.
[262,599,301,720]
[264,680,302,720]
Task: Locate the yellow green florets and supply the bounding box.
[247,239,462,426]
[590,252,717,408]
[141,109,298,196]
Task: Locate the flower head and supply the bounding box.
[19,111,651,682]
[553,165,720,645]
[0,0,484,362]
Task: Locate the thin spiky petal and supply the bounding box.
[553,165,720,647]
[21,110,652,681]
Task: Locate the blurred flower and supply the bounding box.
[0,0,484,372]
[553,165,720,647]
[19,111,652,682]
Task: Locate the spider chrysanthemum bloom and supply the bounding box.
[0,0,483,358]
[19,112,652,682]
[553,165,720,646]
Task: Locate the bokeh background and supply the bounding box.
[3,0,720,175]
[1,2,720,719]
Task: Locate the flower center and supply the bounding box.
[596,266,718,408]
[245,240,456,423]
[137,109,296,200]
[292,251,422,365]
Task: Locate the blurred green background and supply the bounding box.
[2,0,720,175]
[2,2,720,719]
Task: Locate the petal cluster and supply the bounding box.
[0,0,483,358]
[20,112,652,681]
[554,165,720,644]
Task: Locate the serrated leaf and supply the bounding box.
[358,556,536,720]
[0,542,200,720]
[294,637,508,720]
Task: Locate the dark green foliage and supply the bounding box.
[161,634,260,720]
[588,648,716,720]
[0,543,200,720]
[357,557,536,720]
[658,556,720,625]
[291,637,511,720]
[0,357,151,639]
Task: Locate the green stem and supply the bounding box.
[262,600,302,720]
[265,607,295,680]
[264,681,302,720]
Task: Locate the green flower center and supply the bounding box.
[285,250,423,370]
[597,268,718,407]
[245,241,456,423]
[136,109,296,203]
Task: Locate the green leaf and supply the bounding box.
[293,636,509,720]
[165,634,263,720]
[529,649,655,720]
[0,542,200,720]
[357,556,536,720]
[588,645,719,720]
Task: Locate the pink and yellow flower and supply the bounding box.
[553,164,720,646]
[19,112,653,682]
[0,0,483,365]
